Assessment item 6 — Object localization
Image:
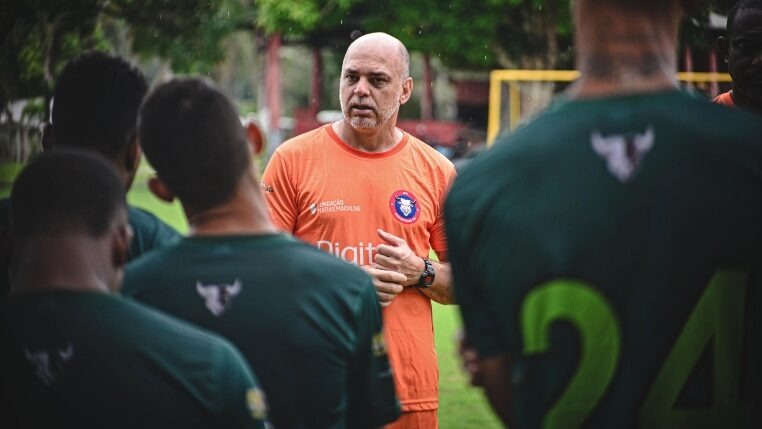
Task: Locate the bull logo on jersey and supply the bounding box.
[25,343,74,386]
[389,190,420,224]
[196,279,242,316]
[591,127,655,182]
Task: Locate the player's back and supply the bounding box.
[447,90,762,428]
[123,233,400,429]
[0,290,266,428]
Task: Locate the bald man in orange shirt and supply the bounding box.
[262,32,456,428]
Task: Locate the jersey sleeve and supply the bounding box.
[347,278,401,427]
[260,151,299,233]
[217,341,271,429]
[429,164,457,258]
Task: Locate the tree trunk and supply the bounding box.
[421,53,435,121]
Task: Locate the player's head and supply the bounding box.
[11,151,128,239]
[46,51,148,187]
[339,32,413,131]
[137,78,251,213]
[720,0,762,106]
[10,151,131,291]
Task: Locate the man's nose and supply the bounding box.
[354,77,370,96]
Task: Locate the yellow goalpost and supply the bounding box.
[487,70,733,146]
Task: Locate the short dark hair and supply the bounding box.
[138,78,250,212]
[52,51,148,160]
[10,151,127,238]
[728,0,762,35]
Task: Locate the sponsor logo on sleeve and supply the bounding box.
[196,279,242,316]
[246,387,269,420]
[389,190,420,224]
[25,343,74,386]
[591,126,654,182]
[260,182,274,193]
[372,332,388,357]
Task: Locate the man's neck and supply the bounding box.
[12,235,114,294]
[731,90,762,116]
[567,8,680,99]
[187,170,277,237]
[333,120,404,153]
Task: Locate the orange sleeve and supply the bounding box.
[261,151,299,233]
[429,164,457,259]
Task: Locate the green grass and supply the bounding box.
[2,160,504,428]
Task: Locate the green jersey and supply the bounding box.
[446,91,762,429]
[123,233,400,429]
[127,205,181,259]
[0,203,180,296]
[0,290,268,428]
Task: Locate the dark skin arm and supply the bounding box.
[458,332,514,427]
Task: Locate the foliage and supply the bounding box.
[0,0,253,118]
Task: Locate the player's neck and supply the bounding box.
[11,235,116,294]
[186,170,277,237]
[333,119,403,153]
[731,90,762,116]
[568,9,680,99]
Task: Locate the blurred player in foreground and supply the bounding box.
[0,151,267,428]
[446,0,762,427]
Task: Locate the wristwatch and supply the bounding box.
[416,258,435,288]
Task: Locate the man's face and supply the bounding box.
[727,8,762,101]
[339,43,408,131]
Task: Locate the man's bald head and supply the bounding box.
[344,32,410,80]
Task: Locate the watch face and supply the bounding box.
[421,274,435,287]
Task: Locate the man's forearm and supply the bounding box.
[418,260,455,304]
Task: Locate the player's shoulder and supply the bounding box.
[122,240,181,295]
[128,205,180,238]
[273,124,332,159]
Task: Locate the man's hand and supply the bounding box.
[374,229,425,287]
[457,331,484,386]
[360,265,407,307]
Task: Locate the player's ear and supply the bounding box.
[125,136,142,176]
[245,121,266,157]
[399,77,413,105]
[41,123,54,152]
[112,223,132,265]
[148,176,175,203]
[717,36,729,63]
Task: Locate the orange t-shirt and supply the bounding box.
[261,124,456,411]
[713,91,736,108]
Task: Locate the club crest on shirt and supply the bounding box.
[591,127,655,182]
[196,279,242,316]
[389,190,420,224]
[25,343,74,387]
[372,332,388,357]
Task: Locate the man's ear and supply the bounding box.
[148,176,175,203]
[717,36,729,63]
[245,121,266,157]
[399,77,414,105]
[125,137,142,175]
[41,123,53,152]
[112,223,132,269]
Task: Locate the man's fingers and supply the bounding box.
[377,228,405,246]
[373,253,400,271]
[374,280,404,295]
[375,243,398,257]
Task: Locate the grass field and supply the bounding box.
[3,160,504,428]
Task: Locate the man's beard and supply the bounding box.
[340,91,401,130]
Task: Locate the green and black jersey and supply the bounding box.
[127,205,181,259]
[123,233,400,429]
[0,290,268,429]
[446,90,762,429]
[0,203,180,296]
